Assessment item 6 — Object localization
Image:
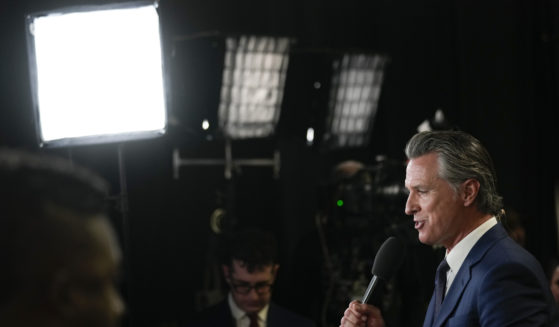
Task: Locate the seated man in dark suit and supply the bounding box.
[188,227,315,327]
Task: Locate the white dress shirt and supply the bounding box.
[443,217,498,294]
[228,292,270,327]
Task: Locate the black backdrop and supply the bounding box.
[1,0,558,326]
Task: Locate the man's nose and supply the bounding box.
[246,288,261,298]
[404,194,418,216]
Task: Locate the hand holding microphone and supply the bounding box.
[340,236,405,327]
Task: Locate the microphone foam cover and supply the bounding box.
[371,236,405,280]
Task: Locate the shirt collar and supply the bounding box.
[445,217,497,274]
[227,292,270,323]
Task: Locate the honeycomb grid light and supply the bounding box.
[218,35,291,139]
[325,54,388,148]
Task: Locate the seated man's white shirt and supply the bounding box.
[228,292,270,327]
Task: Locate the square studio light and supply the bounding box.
[25,1,167,147]
[218,35,291,139]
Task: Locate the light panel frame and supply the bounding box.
[25,1,167,147]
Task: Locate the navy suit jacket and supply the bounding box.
[423,223,559,327]
[187,298,316,327]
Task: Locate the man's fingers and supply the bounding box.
[340,316,364,327]
[340,304,366,326]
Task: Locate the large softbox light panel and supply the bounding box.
[25,1,167,147]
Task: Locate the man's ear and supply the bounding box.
[222,265,231,284]
[272,264,280,279]
[461,178,480,207]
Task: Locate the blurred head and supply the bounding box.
[551,266,559,305]
[502,207,526,247]
[0,148,124,327]
[221,228,279,314]
[546,258,559,305]
[404,131,503,249]
[329,160,374,217]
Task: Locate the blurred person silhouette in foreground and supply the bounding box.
[0,148,124,327]
[547,257,559,306]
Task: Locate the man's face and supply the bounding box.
[65,217,124,327]
[223,259,278,314]
[404,152,466,249]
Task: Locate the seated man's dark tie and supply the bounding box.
[434,258,450,318]
[248,312,259,327]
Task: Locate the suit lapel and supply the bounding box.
[266,303,277,327]
[423,292,436,327]
[433,259,473,326]
[431,223,508,327]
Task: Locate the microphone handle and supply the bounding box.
[361,275,379,304]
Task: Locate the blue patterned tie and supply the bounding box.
[434,258,450,318]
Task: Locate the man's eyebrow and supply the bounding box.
[232,278,270,284]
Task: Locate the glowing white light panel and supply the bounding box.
[326,54,387,148]
[27,3,166,146]
[218,35,290,139]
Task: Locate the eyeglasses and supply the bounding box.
[231,281,273,295]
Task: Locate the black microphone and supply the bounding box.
[361,236,405,304]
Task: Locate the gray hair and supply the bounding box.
[404,130,503,216]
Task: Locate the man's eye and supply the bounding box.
[236,283,251,288]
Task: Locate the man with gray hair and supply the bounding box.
[340,130,558,327]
